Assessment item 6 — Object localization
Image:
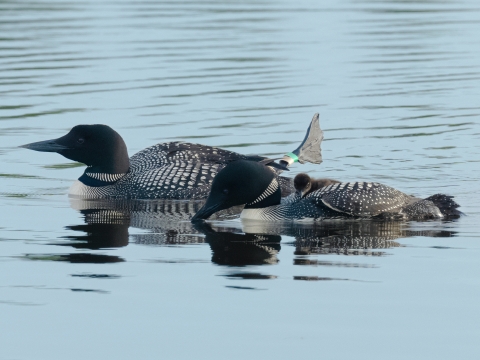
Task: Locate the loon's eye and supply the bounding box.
[223,188,229,195]
[77,138,85,144]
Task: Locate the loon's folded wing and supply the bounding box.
[309,182,413,217]
[128,141,292,178]
[121,160,224,199]
[128,143,294,198]
[129,142,255,173]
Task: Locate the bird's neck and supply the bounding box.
[81,153,130,187]
[244,178,282,209]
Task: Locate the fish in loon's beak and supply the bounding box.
[20,139,70,153]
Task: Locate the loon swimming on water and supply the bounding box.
[191,160,461,222]
[21,114,323,199]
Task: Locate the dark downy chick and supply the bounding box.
[294,173,340,198]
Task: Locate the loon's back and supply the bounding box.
[304,181,416,216]
[249,181,456,221]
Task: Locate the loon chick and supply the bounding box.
[294,173,339,198]
[191,160,461,222]
[21,113,325,199]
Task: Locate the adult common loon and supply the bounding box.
[191,160,461,222]
[21,114,323,199]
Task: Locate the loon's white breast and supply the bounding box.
[69,180,113,198]
[69,180,91,197]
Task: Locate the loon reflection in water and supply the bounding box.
[20,114,323,200]
[28,199,458,266]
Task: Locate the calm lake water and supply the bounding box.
[1,1,480,359]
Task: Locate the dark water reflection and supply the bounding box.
[25,252,125,264]
[33,200,457,267]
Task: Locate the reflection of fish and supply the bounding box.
[20,114,323,199]
[192,160,462,222]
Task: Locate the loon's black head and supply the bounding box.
[21,125,129,174]
[192,160,282,221]
[294,173,312,198]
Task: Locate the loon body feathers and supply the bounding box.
[70,140,276,199]
[192,160,461,222]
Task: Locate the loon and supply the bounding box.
[294,173,339,198]
[191,160,461,222]
[21,114,324,199]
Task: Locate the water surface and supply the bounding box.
[1,1,480,359]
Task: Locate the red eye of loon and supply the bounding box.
[77,138,85,144]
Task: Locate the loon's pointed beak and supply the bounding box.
[20,139,70,153]
[191,202,224,222]
[192,191,234,222]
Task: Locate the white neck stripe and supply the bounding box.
[247,178,279,205]
[86,172,126,182]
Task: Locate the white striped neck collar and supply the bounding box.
[79,169,127,187]
[85,171,126,182]
[245,178,281,209]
